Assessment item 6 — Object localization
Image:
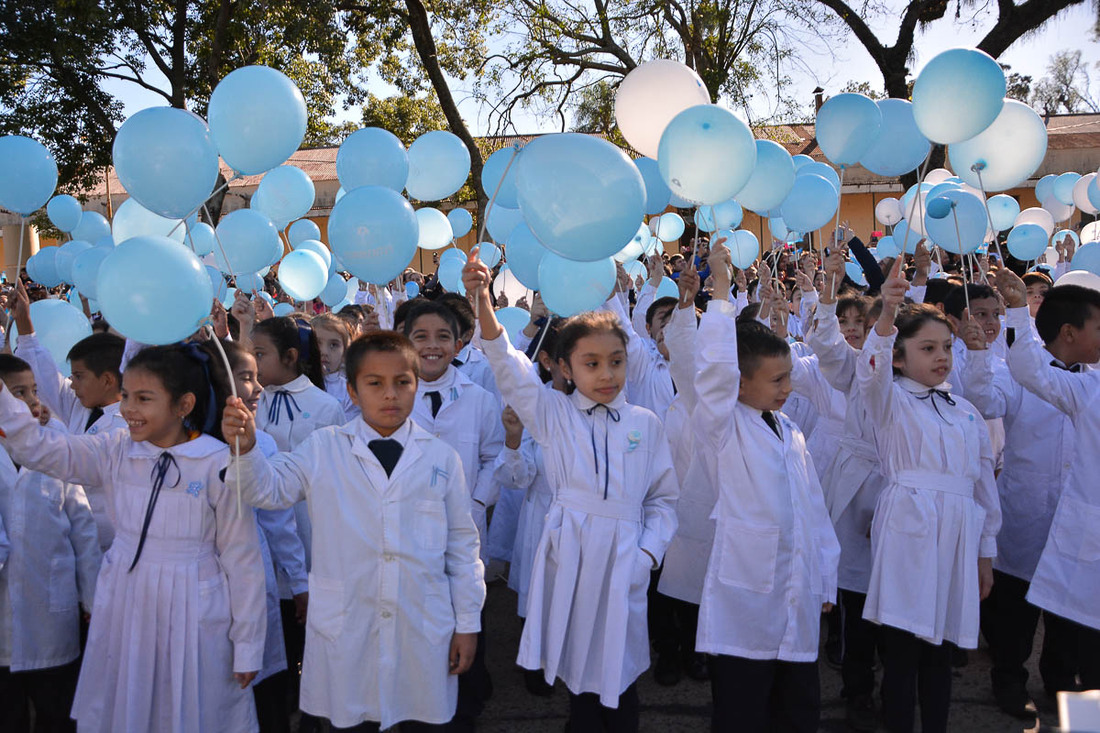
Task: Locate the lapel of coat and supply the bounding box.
[388,427,427,486]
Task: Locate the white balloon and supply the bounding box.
[1054,269,1100,293]
[491,264,531,305]
[1081,220,1100,244]
[1073,172,1099,215]
[948,100,1048,192]
[1040,194,1074,224]
[924,168,954,185]
[875,198,903,226]
[613,59,712,159]
[1014,207,1055,238]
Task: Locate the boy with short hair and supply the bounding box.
[223,331,485,731]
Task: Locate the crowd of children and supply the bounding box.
[0,222,1098,733]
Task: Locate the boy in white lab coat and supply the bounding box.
[223,331,485,732]
[692,243,839,733]
[0,354,101,732]
[997,270,1100,693]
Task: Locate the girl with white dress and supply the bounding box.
[463,251,679,731]
[857,263,1000,733]
[0,342,266,733]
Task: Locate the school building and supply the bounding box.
[3,112,1099,275]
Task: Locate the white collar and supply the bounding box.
[418,364,465,393]
[265,374,315,395]
[129,433,226,459]
[342,417,414,448]
[569,388,628,412]
[896,375,952,394]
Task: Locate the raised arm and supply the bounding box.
[665,270,700,411]
[693,241,740,443]
[856,258,909,426]
[492,408,537,490]
[11,281,83,424]
[223,397,310,510]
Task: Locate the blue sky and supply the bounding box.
[105,2,1098,136]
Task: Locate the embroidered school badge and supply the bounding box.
[627,430,642,452]
[186,481,204,497]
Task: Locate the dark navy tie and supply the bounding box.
[368,439,403,477]
[762,411,782,439]
[425,391,443,418]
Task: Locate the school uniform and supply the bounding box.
[454,343,499,400]
[230,418,485,730]
[493,430,552,617]
[324,371,359,424]
[14,332,128,551]
[605,295,676,419]
[480,330,679,711]
[0,387,266,733]
[0,421,101,732]
[692,298,840,732]
[1005,305,1100,689]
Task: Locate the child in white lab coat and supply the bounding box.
[689,243,839,733]
[311,313,359,423]
[463,249,679,732]
[998,269,1100,693]
[0,341,267,733]
[858,260,1000,733]
[222,330,485,731]
[0,354,101,733]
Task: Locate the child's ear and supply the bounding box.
[177,392,197,421]
[455,337,465,353]
[538,352,554,373]
[283,347,299,368]
[558,357,573,381]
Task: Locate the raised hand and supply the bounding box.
[994,267,1028,309]
[960,308,987,351]
[502,406,524,449]
[222,396,257,455]
[677,264,701,308]
[876,255,908,336]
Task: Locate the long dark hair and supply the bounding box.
[893,303,953,369]
[127,342,231,442]
[252,316,326,389]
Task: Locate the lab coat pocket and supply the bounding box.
[1051,500,1100,563]
[198,569,231,626]
[633,547,654,588]
[884,489,930,538]
[415,499,448,553]
[48,555,78,612]
[717,520,779,593]
[307,573,346,641]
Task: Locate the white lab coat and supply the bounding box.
[231,418,485,729]
[605,295,676,418]
[0,387,265,733]
[455,343,500,399]
[256,374,345,595]
[962,345,1073,582]
[15,331,128,551]
[481,331,679,707]
[857,330,1001,648]
[693,299,839,661]
[251,430,289,685]
[0,423,101,671]
[493,437,552,616]
[323,371,359,423]
[1005,306,1100,631]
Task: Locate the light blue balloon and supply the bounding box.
[1088,176,1100,212]
[615,225,651,262]
[911,48,1005,144]
[67,287,82,306]
[494,307,529,346]
[481,146,520,209]
[207,266,228,304]
[278,249,328,301]
[214,209,282,274]
[736,140,796,213]
[1035,174,1058,205]
[437,258,466,294]
[1053,172,1081,207]
[768,217,788,241]
[439,248,467,270]
[634,157,672,216]
[1071,242,1100,275]
[237,273,266,293]
[55,240,92,284]
[815,93,883,166]
[257,290,275,307]
[10,300,91,377]
[924,190,986,255]
[504,223,547,290]
[1007,223,1049,261]
[478,242,502,268]
[987,195,1020,232]
[657,105,756,205]
[0,136,58,216]
[320,273,350,307]
[623,260,646,282]
[710,199,743,230]
[71,245,112,299]
[287,218,321,246]
[327,185,418,285]
[185,222,216,256]
[98,236,214,344]
[668,191,692,208]
[112,197,186,244]
[416,208,454,250]
[538,254,615,317]
[729,230,760,269]
[251,165,315,228]
[926,197,953,220]
[859,99,931,177]
[112,107,219,219]
[1053,229,1080,248]
[30,247,63,288]
[796,162,840,192]
[791,154,814,170]
[336,127,408,192]
[924,181,961,207]
[486,204,523,242]
[292,239,332,270]
[655,276,679,301]
[405,281,420,299]
[47,195,83,233]
[72,212,111,244]
[208,66,307,175]
[656,212,685,241]
[515,133,646,262]
[876,235,900,259]
[780,174,839,233]
[405,130,471,201]
[94,235,115,249]
[694,208,716,233]
[892,220,921,254]
[273,303,295,317]
[448,208,473,239]
[845,261,867,287]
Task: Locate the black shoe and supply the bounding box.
[845,693,877,732]
[524,668,555,697]
[952,647,969,668]
[683,652,709,682]
[993,683,1038,720]
[654,651,681,686]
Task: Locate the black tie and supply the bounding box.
[452,358,464,367]
[425,390,443,418]
[129,452,180,572]
[84,406,105,433]
[1051,360,1083,373]
[368,439,403,477]
[762,411,782,439]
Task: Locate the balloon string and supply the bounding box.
[475,145,521,321]
[971,166,1006,263]
[531,314,551,357]
[204,203,238,281]
[166,174,241,238]
[899,154,933,260]
[13,216,26,278]
[203,324,242,515]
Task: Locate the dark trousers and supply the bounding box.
[253,670,291,733]
[566,683,639,733]
[332,720,446,732]
[281,599,320,732]
[648,566,700,660]
[1043,611,1100,692]
[708,654,820,733]
[840,589,879,698]
[0,661,80,733]
[878,626,952,733]
[447,614,492,733]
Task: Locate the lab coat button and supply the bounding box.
[382,611,392,619]
[384,554,395,562]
